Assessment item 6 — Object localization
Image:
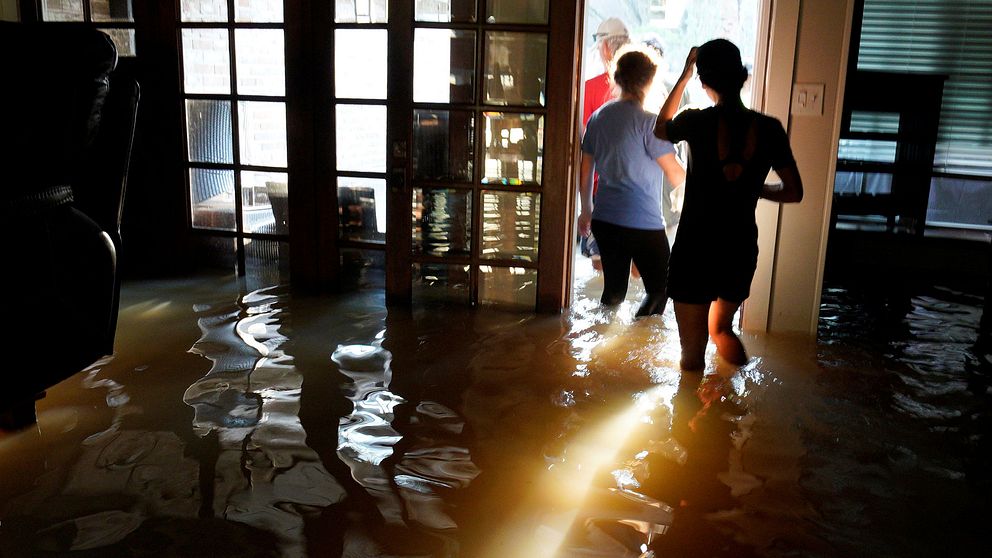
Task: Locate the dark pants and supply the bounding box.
[591,219,670,306]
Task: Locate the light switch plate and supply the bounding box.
[791,83,825,116]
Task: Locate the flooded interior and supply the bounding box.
[1,256,990,557]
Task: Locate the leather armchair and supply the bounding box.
[0,22,139,427]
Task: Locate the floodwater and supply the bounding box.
[1,261,989,557]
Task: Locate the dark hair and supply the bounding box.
[613,50,657,101]
[696,39,748,98]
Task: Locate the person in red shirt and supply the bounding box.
[583,17,631,130]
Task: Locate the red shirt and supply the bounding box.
[583,72,613,128]
[583,73,614,194]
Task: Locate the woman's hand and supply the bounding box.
[682,47,698,79]
[578,208,592,238]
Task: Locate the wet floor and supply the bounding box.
[1,260,990,557]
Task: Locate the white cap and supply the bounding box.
[595,17,629,40]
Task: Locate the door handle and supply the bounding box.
[390,167,408,194]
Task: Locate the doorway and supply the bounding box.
[573,0,768,311]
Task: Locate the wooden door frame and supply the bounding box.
[536,0,583,312]
[384,0,414,305]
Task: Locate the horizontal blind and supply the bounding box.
[857,0,992,176]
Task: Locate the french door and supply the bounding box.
[325,0,578,311]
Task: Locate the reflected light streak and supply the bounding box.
[482,383,672,558]
[133,301,172,319]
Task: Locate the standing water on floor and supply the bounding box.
[1,271,989,557]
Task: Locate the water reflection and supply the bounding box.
[183,287,344,556]
[814,283,992,556]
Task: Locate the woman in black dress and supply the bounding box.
[653,39,804,371]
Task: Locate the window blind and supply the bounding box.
[857,0,992,176]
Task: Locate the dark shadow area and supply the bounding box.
[0,22,138,426]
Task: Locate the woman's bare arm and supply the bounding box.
[761,164,804,203]
[577,153,595,237]
[654,47,697,140]
[656,152,686,188]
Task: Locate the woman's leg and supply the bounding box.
[631,229,670,316]
[708,298,747,365]
[675,302,709,371]
[590,220,631,305]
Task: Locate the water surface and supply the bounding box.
[1,266,989,557]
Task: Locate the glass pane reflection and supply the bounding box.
[341,248,386,289]
[412,263,471,304]
[413,110,474,182]
[414,29,476,104]
[239,101,288,167]
[479,266,536,309]
[186,99,233,164]
[180,0,228,22]
[191,235,237,271]
[336,29,388,100]
[339,177,387,242]
[336,105,387,172]
[190,168,236,231]
[98,29,137,57]
[41,0,83,21]
[482,113,543,185]
[484,32,547,107]
[236,29,285,96]
[91,0,134,22]
[335,0,387,23]
[412,188,471,257]
[235,0,284,22]
[481,190,540,261]
[242,170,289,235]
[244,239,291,291]
[486,0,548,24]
[415,0,476,22]
[182,29,231,94]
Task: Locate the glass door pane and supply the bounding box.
[335,0,388,23]
[483,32,547,106]
[486,0,549,24]
[415,0,476,23]
[481,190,540,261]
[413,188,472,257]
[180,0,227,22]
[335,29,388,99]
[412,109,475,181]
[414,29,477,104]
[482,112,543,185]
[336,105,387,172]
[181,29,231,94]
[339,177,387,242]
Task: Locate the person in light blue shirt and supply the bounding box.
[578,48,686,317]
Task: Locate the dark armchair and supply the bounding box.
[0,22,139,427]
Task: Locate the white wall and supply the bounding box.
[0,0,18,21]
[745,0,854,335]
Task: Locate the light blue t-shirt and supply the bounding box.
[582,99,675,230]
